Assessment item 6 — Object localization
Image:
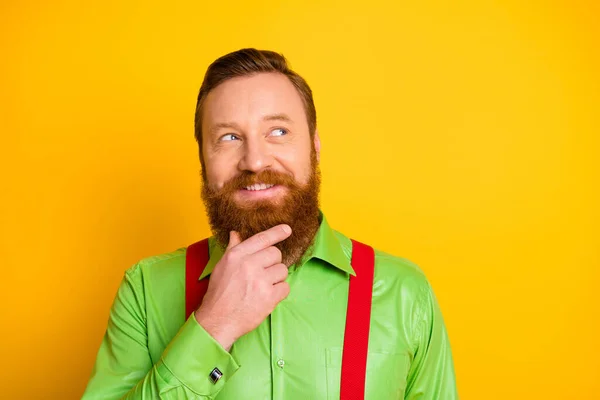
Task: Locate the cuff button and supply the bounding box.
[209,367,223,384]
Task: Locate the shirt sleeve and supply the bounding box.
[405,280,458,399]
[81,264,241,399]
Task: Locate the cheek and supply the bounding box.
[205,156,236,189]
[277,146,313,185]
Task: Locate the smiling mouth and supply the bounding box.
[243,183,276,191]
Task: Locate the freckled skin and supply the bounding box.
[201,72,320,199]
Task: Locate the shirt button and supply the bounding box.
[277,359,285,368]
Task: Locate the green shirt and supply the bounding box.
[83,214,458,399]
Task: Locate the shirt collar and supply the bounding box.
[199,211,355,280]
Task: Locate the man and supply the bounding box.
[83,48,458,399]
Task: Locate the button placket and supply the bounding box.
[271,270,297,398]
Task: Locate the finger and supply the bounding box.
[235,224,292,255]
[265,263,288,284]
[227,231,242,250]
[272,281,290,303]
[245,246,282,269]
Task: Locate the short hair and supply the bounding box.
[194,48,317,164]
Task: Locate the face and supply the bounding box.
[200,72,322,265]
[201,72,319,202]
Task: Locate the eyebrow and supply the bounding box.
[263,113,293,123]
[209,122,240,135]
[209,113,294,135]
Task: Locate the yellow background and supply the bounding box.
[1,0,598,398]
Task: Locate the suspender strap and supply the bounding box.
[185,239,210,319]
[340,239,376,400]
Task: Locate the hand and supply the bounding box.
[194,224,292,351]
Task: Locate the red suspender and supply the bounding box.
[340,239,375,400]
[185,238,375,398]
[184,239,210,319]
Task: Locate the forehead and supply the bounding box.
[202,72,307,129]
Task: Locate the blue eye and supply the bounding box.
[270,128,288,137]
[220,134,239,141]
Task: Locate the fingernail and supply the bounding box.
[282,225,292,234]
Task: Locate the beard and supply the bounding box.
[201,153,321,266]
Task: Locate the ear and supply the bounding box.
[314,129,321,163]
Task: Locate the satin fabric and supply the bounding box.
[83,213,458,399]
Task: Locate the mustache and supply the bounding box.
[221,170,299,191]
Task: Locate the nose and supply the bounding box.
[237,137,274,173]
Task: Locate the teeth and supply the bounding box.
[244,183,275,191]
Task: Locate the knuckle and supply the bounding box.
[256,232,269,246]
[278,264,288,277]
[270,246,282,260]
[224,247,239,261]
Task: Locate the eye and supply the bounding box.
[220,133,240,141]
[270,128,288,137]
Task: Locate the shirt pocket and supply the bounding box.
[325,347,409,400]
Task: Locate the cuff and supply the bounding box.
[161,314,241,396]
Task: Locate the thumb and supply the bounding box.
[227,231,242,250]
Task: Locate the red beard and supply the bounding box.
[201,156,321,266]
